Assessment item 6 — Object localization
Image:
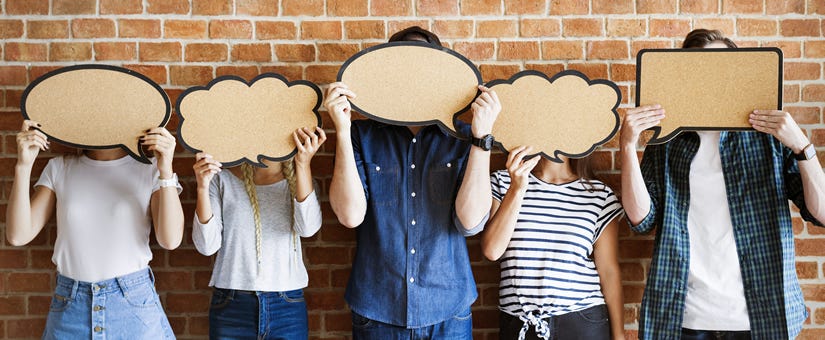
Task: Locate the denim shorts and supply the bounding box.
[42,268,175,340]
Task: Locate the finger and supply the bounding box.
[505,146,526,168]
[293,131,306,152]
[477,85,490,92]
[315,127,327,144]
[749,113,782,123]
[471,102,481,113]
[631,115,664,127]
[488,89,500,104]
[32,129,48,141]
[478,92,493,106]
[22,120,41,132]
[306,127,319,145]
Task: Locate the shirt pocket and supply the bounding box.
[427,159,461,205]
[365,162,399,207]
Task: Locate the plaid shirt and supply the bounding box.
[632,131,822,339]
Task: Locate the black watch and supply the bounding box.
[471,134,494,151]
[795,143,816,161]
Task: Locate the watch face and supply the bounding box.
[805,144,816,160]
[482,135,494,149]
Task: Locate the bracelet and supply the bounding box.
[159,173,179,188]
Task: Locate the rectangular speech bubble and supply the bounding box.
[636,48,782,144]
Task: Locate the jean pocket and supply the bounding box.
[49,294,72,313]
[452,308,472,321]
[124,284,161,309]
[210,289,233,310]
[576,305,608,323]
[282,289,305,303]
[351,311,374,329]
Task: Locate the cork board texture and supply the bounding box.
[337,41,482,135]
[176,74,322,167]
[487,70,621,161]
[20,65,171,164]
[637,48,783,144]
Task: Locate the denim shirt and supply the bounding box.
[344,119,485,328]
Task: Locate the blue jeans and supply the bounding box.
[42,268,175,340]
[499,305,610,340]
[351,307,473,339]
[208,288,308,340]
[682,328,752,340]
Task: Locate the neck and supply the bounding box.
[532,157,578,184]
[407,125,423,135]
[84,149,127,161]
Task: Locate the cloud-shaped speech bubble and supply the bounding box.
[337,41,481,134]
[487,70,620,162]
[176,74,321,167]
[637,48,782,144]
[21,65,171,164]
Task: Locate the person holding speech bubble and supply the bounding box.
[482,147,625,340]
[6,120,184,339]
[191,127,325,340]
[326,26,499,339]
[620,29,825,339]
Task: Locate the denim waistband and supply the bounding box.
[214,287,301,296]
[55,267,155,298]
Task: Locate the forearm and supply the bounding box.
[7,165,35,245]
[620,144,651,225]
[294,161,314,202]
[195,188,213,223]
[798,156,825,222]
[481,193,524,261]
[154,188,184,250]
[329,130,366,228]
[192,192,222,256]
[455,147,492,229]
[600,267,625,339]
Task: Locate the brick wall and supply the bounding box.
[0,0,824,339]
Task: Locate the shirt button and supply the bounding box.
[411,164,415,169]
[412,138,417,143]
[94,326,103,332]
[409,277,415,283]
[92,284,99,292]
[411,219,416,225]
[411,192,416,197]
[375,166,381,171]
[447,162,452,168]
[93,305,104,311]
[410,248,416,254]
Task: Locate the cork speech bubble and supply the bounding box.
[637,48,783,144]
[337,41,482,135]
[20,65,171,164]
[176,74,322,167]
[487,70,621,162]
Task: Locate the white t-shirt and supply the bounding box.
[35,154,174,282]
[683,131,750,330]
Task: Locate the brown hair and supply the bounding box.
[569,156,602,191]
[388,26,442,47]
[682,29,737,49]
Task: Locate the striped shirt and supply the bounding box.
[491,170,624,320]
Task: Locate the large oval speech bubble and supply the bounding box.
[337,41,481,134]
[487,70,621,162]
[637,48,782,144]
[21,65,171,164]
[176,74,322,167]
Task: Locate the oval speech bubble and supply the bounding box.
[176,74,322,167]
[487,70,621,162]
[21,65,171,164]
[337,41,481,134]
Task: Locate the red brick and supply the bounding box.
[71,19,116,38]
[611,63,636,82]
[28,295,51,315]
[329,0,368,16]
[49,42,92,61]
[53,0,95,14]
[768,0,804,14]
[147,0,189,14]
[785,62,821,80]
[275,44,316,62]
[477,20,517,38]
[526,63,565,77]
[461,0,501,15]
[282,0,324,16]
[123,65,168,85]
[165,292,210,313]
[785,84,801,103]
[504,0,544,14]
[632,40,673,57]
[153,270,193,291]
[693,18,735,36]
[550,0,587,14]
[812,0,825,14]
[807,41,825,58]
[325,311,352,332]
[454,41,495,60]
[5,43,48,61]
[433,20,473,39]
[803,84,825,102]
[498,41,540,60]
[637,0,676,13]
[236,0,278,16]
[7,318,46,338]
[723,0,762,13]
[563,18,603,37]
[193,0,232,15]
[798,261,819,280]
[764,41,802,59]
[787,106,821,124]
[417,0,458,15]
[607,19,645,37]
[231,43,272,62]
[94,42,137,61]
[318,43,359,62]
[542,40,584,60]
[6,0,49,14]
[305,65,340,84]
[0,250,26,269]
[256,21,297,40]
[140,42,182,62]
[305,290,347,310]
[26,66,59,83]
[301,21,343,40]
[8,273,51,292]
[737,19,777,36]
[260,65,303,82]
[592,0,632,14]
[781,19,821,37]
[479,64,521,82]
[680,0,717,13]
[0,20,24,39]
[185,43,228,62]
[520,18,561,37]
[650,19,691,37]
[165,20,208,39]
[101,0,143,14]
[167,247,213,266]
[210,20,253,39]
[344,20,385,39]
[119,19,161,38]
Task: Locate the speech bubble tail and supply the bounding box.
[126,143,152,164]
[646,125,681,145]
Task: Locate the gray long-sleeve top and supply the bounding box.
[192,170,322,292]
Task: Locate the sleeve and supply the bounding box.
[627,144,664,234]
[783,144,825,227]
[293,180,323,237]
[192,176,224,256]
[594,186,625,242]
[491,170,506,202]
[350,122,370,200]
[34,157,61,191]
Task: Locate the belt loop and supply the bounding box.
[69,278,79,299]
[116,275,128,296]
[147,267,156,283]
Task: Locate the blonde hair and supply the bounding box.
[239,159,298,271]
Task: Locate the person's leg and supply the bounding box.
[554,305,610,340]
[428,307,473,339]
[351,310,409,340]
[261,289,308,340]
[105,269,175,340]
[208,289,259,339]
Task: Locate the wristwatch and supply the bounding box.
[471,134,494,151]
[795,143,816,161]
[159,173,179,188]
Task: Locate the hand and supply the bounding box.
[324,82,356,132]
[749,110,810,153]
[506,146,540,192]
[470,85,501,138]
[294,127,327,167]
[620,104,665,149]
[141,127,176,178]
[193,153,221,190]
[16,120,49,167]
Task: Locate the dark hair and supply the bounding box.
[682,29,737,49]
[388,26,442,47]
[569,156,602,191]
